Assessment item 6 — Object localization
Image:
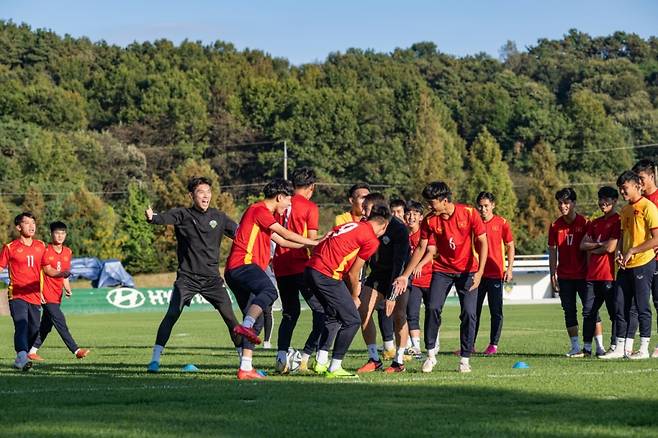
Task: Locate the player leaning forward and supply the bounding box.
[145,177,244,373]
[393,181,488,373]
[226,179,319,380]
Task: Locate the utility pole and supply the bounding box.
[283,140,288,179]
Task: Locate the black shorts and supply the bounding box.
[364,274,393,297]
[173,272,231,311]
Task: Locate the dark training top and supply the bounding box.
[367,216,410,284]
[149,207,237,277]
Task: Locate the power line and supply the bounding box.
[573,142,658,154]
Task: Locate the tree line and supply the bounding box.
[0,21,657,272]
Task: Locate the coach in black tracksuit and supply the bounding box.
[146,177,243,369]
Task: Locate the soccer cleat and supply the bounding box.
[326,367,359,379]
[75,348,90,359]
[262,341,272,349]
[598,348,625,359]
[458,362,472,373]
[382,349,396,361]
[628,350,650,360]
[298,360,309,373]
[565,347,584,358]
[422,356,437,373]
[233,325,261,345]
[312,360,328,375]
[483,344,498,356]
[651,347,658,359]
[13,357,32,372]
[27,353,45,362]
[237,368,266,380]
[357,358,383,373]
[582,349,592,357]
[275,356,289,374]
[406,346,422,359]
[147,361,160,373]
[384,362,406,373]
[595,348,607,357]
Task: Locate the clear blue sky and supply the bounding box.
[3,0,657,65]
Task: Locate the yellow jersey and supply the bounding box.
[335,212,357,226]
[620,197,658,268]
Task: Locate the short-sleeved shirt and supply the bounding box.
[585,213,621,281]
[272,194,320,277]
[644,190,658,260]
[620,197,658,269]
[41,245,73,304]
[481,215,514,279]
[0,239,47,305]
[409,228,432,288]
[548,214,588,279]
[226,201,277,271]
[308,221,380,280]
[421,204,486,274]
[334,211,360,227]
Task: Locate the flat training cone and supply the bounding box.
[512,361,529,369]
[182,364,199,372]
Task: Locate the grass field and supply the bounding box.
[1,303,658,437]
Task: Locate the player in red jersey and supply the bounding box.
[473,192,515,356]
[226,179,320,380]
[0,213,69,371]
[632,159,658,356]
[548,188,591,357]
[272,167,334,373]
[28,222,90,362]
[404,201,433,358]
[305,204,390,378]
[579,187,621,356]
[393,181,488,373]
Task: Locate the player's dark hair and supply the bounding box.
[291,167,317,188]
[367,204,392,223]
[364,192,386,205]
[422,181,452,202]
[407,200,424,215]
[263,178,294,198]
[476,191,496,204]
[348,183,370,199]
[555,187,577,202]
[632,159,656,178]
[50,221,67,232]
[390,198,406,210]
[187,176,212,193]
[597,186,619,200]
[617,170,642,187]
[14,212,35,226]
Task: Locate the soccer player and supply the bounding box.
[473,192,514,356]
[334,183,370,226]
[0,212,68,371]
[306,204,390,378]
[393,181,488,373]
[548,188,590,357]
[405,201,433,358]
[28,221,90,361]
[272,167,332,373]
[579,187,620,356]
[631,159,658,356]
[390,199,406,221]
[356,194,410,373]
[145,177,243,373]
[226,179,319,380]
[601,171,658,359]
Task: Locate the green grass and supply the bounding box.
[1,303,658,437]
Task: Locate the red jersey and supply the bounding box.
[41,245,73,304]
[481,215,514,279]
[226,201,277,271]
[272,194,319,277]
[644,190,658,260]
[421,204,486,274]
[585,213,621,281]
[548,214,588,280]
[409,228,432,288]
[0,239,47,305]
[307,221,380,280]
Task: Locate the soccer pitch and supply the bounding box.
[1,303,658,437]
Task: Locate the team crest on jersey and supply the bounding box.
[458,221,467,228]
[209,220,218,229]
[48,256,54,261]
[17,248,23,253]
[382,236,391,245]
[492,226,499,232]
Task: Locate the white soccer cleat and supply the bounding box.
[422,356,437,373]
[651,347,658,359]
[628,350,650,360]
[263,341,272,349]
[598,348,625,359]
[457,362,471,373]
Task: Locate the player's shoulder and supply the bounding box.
[550,216,564,228]
[34,239,47,250]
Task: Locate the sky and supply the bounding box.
[3,0,657,65]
